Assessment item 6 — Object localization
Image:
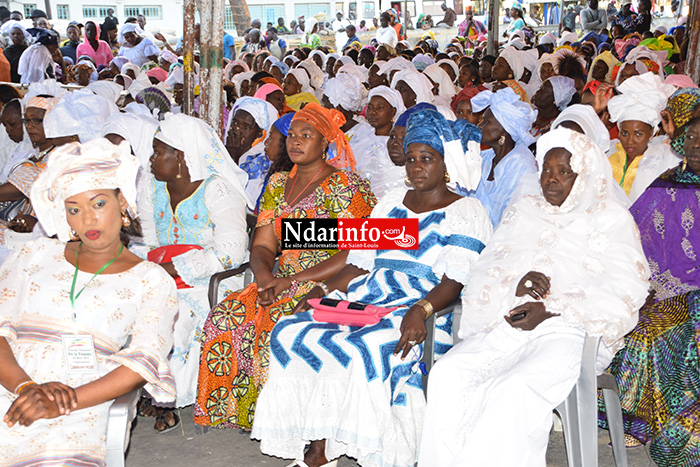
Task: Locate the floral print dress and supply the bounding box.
[194,170,376,429]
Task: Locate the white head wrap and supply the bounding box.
[102,111,158,168]
[43,90,114,142]
[471,87,536,146]
[164,66,184,88]
[1,21,31,42]
[121,62,141,78]
[224,59,250,81]
[118,23,145,44]
[23,78,67,101]
[436,59,459,79]
[308,50,327,68]
[286,68,312,93]
[86,81,123,104]
[499,46,525,81]
[225,96,279,142]
[30,139,140,242]
[337,63,368,82]
[391,69,435,105]
[284,55,300,66]
[624,45,667,71]
[127,72,152,99]
[556,31,578,47]
[508,37,526,50]
[156,113,251,207]
[305,17,319,36]
[552,104,611,154]
[17,44,53,85]
[423,64,457,99]
[115,74,133,90]
[368,85,406,120]
[537,53,558,79]
[336,56,354,69]
[614,60,649,87]
[546,76,577,111]
[608,73,674,129]
[324,72,366,112]
[378,56,413,77]
[299,59,324,91]
[539,32,556,46]
[232,71,254,97]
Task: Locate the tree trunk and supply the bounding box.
[227,0,250,36]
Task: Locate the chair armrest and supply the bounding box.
[422,299,460,393]
[105,388,141,464]
[208,262,250,309]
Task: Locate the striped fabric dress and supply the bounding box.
[251,188,492,467]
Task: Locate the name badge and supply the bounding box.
[61,335,99,374]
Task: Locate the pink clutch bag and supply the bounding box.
[309,298,400,327]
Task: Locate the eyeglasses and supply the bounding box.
[22,118,44,125]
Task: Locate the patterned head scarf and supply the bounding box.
[404,109,482,191]
[30,138,140,242]
[471,87,536,146]
[156,113,251,207]
[25,95,60,112]
[227,96,279,141]
[395,103,437,128]
[292,102,355,170]
[667,87,700,156]
[412,53,434,72]
[224,59,250,82]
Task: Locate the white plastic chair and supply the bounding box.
[105,388,141,467]
[554,335,628,467]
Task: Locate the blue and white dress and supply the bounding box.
[251,188,492,467]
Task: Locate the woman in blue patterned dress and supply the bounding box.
[251,110,492,467]
[133,113,250,430]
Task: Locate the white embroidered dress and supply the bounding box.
[0,238,178,466]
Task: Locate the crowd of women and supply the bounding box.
[0,3,697,467]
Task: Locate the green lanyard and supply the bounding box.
[619,157,630,188]
[70,242,124,315]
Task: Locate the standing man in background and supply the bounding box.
[332,11,351,52]
[581,0,607,34]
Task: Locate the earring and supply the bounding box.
[682,157,687,171]
[176,162,182,179]
[444,171,450,183]
[508,73,514,79]
[69,230,80,241]
[404,175,412,187]
[121,212,131,227]
[498,135,506,146]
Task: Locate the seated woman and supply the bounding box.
[0,139,177,465]
[489,50,530,103]
[194,103,377,431]
[283,69,320,111]
[224,96,279,204]
[607,74,679,201]
[251,109,490,467]
[132,113,250,430]
[470,87,539,226]
[600,88,700,466]
[118,24,159,68]
[420,128,650,466]
[530,76,578,139]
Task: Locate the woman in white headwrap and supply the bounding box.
[552,103,612,154]
[298,59,325,99]
[470,87,540,226]
[531,75,577,138]
[391,68,435,110]
[423,63,457,109]
[130,113,250,429]
[420,128,649,467]
[300,17,321,49]
[0,139,178,464]
[225,96,279,203]
[232,70,255,98]
[117,23,159,67]
[283,68,320,111]
[43,89,116,144]
[252,108,490,467]
[606,73,678,200]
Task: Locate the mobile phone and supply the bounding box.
[510,311,527,321]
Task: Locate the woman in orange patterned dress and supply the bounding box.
[194,103,376,430]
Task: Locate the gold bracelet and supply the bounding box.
[317,282,330,295]
[415,299,434,320]
[14,380,36,395]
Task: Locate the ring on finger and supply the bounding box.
[524,279,533,288]
[408,340,418,346]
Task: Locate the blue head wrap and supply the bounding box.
[395,103,436,128]
[272,61,290,76]
[404,109,482,191]
[273,112,295,137]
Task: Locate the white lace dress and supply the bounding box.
[0,238,178,466]
[252,189,492,467]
